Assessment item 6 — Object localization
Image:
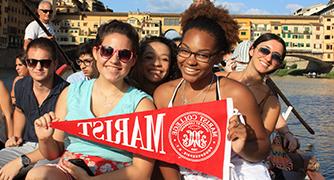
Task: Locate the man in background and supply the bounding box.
[23,0,55,50]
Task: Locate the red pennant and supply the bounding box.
[51,99,233,178]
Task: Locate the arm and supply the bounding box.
[12,107,26,139]
[0,81,13,138]
[261,95,280,135]
[35,87,68,160]
[226,81,270,162]
[23,39,31,51]
[11,76,24,105]
[5,107,26,147]
[275,115,299,152]
[0,149,45,179]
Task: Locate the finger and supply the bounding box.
[61,159,78,179]
[42,113,53,124]
[16,138,23,146]
[48,112,56,120]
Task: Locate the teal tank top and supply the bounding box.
[65,79,151,162]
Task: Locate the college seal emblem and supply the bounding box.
[169,111,221,162]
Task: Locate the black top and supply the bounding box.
[15,75,69,142]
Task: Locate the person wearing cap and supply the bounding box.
[224,40,252,72]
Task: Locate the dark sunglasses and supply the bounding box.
[40,9,53,14]
[99,45,133,63]
[26,59,53,68]
[257,47,283,63]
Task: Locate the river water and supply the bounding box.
[0,69,333,178]
[271,76,334,179]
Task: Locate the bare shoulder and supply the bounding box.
[153,78,182,108]
[136,97,156,112]
[219,77,256,105]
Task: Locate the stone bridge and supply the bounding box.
[285,51,334,73]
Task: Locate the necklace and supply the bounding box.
[96,85,124,107]
[181,75,215,105]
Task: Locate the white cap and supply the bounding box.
[229,40,253,63]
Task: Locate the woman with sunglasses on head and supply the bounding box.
[129,36,181,95]
[217,33,285,137]
[26,20,155,180]
[154,2,270,180]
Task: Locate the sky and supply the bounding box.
[100,0,330,15]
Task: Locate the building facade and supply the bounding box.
[1,0,334,62]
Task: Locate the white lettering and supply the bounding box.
[130,116,144,148]
[142,113,166,154]
[114,118,129,145]
[78,122,93,136]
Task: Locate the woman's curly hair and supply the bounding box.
[180,2,239,53]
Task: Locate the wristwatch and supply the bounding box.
[20,154,31,168]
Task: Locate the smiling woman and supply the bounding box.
[129,36,181,95]
[26,20,157,180]
[153,1,271,179]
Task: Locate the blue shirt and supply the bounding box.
[65,79,151,162]
[15,75,69,142]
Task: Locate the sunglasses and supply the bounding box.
[26,59,53,68]
[98,45,133,63]
[40,9,53,14]
[257,47,283,64]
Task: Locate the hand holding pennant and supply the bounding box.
[51,99,234,179]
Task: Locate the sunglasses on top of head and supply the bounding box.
[39,9,53,14]
[98,45,133,63]
[257,47,283,64]
[26,59,53,68]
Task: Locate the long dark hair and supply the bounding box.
[138,36,181,82]
[95,20,139,54]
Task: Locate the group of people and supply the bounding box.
[0,0,320,180]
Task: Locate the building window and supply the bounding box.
[326,44,332,50]
[305,27,310,32]
[306,43,310,47]
[283,26,288,31]
[294,27,298,32]
[327,26,331,30]
[274,26,278,30]
[316,26,320,31]
[328,54,331,59]
[306,35,310,39]
[164,18,179,26]
[325,35,330,39]
[316,35,320,39]
[241,31,246,35]
[327,18,331,21]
